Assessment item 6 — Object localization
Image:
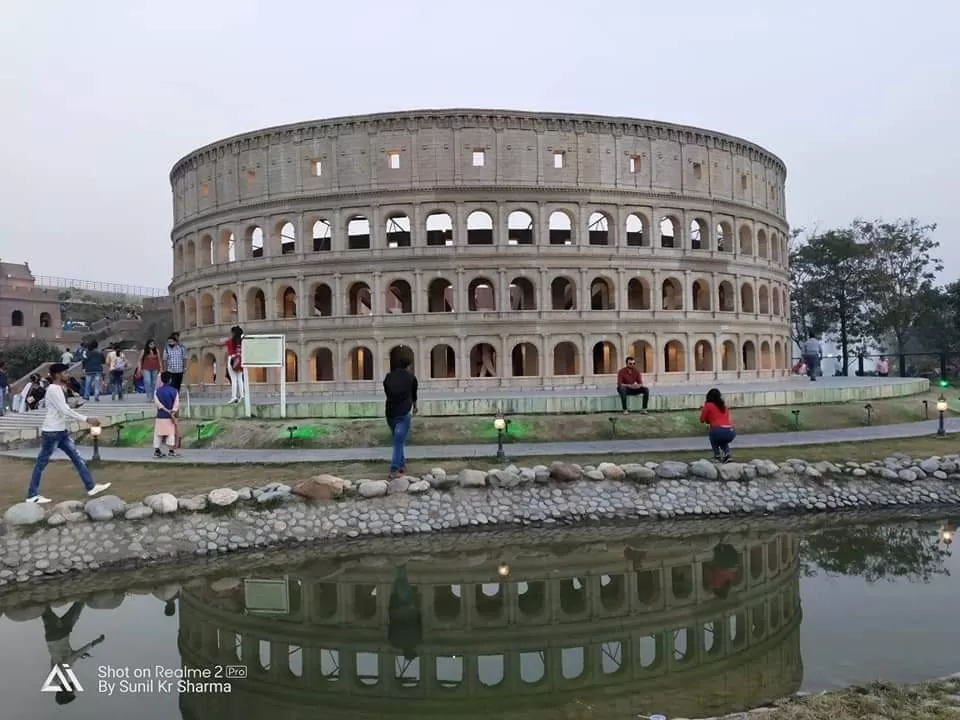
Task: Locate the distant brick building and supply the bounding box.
[0,261,63,346]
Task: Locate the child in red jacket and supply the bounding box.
[699,388,735,463]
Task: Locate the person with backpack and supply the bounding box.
[106,346,127,401]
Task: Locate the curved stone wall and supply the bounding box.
[176,532,802,719]
[169,110,791,391]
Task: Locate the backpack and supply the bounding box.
[112,355,127,371]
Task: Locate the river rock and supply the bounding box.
[656,461,688,479]
[292,475,344,501]
[358,480,388,498]
[408,480,430,494]
[920,457,941,473]
[178,495,207,512]
[3,503,46,526]
[388,476,411,494]
[690,459,719,480]
[597,462,625,481]
[208,488,240,507]
[549,461,580,482]
[458,469,487,488]
[622,463,656,482]
[124,503,154,520]
[144,493,178,514]
[85,495,126,521]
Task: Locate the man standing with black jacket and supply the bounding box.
[383,346,418,479]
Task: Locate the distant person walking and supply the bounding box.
[106,346,127,400]
[876,355,890,377]
[153,372,180,458]
[225,326,245,404]
[383,345,418,479]
[60,348,74,365]
[162,334,186,390]
[136,339,161,400]
[80,340,105,402]
[801,333,822,382]
[26,363,110,504]
[0,361,7,416]
[699,387,736,463]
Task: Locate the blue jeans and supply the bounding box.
[387,413,412,473]
[0,386,5,416]
[708,427,736,457]
[83,373,102,400]
[109,370,124,399]
[141,370,158,399]
[29,431,95,498]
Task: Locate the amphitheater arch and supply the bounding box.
[309,346,334,381]
[311,282,333,316]
[385,278,413,314]
[246,225,265,258]
[716,220,733,252]
[429,343,456,379]
[466,210,494,245]
[346,345,374,380]
[185,295,197,327]
[693,339,714,372]
[740,283,756,314]
[553,341,580,375]
[663,339,686,373]
[185,239,197,272]
[718,281,735,312]
[689,218,708,250]
[219,290,238,325]
[659,215,681,248]
[774,341,784,369]
[760,341,772,370]
[511,342,539,376]
[469,342,498,377]
[177,300,185,329]
[346,215,370,250]
[187,355,200,384]
[692,278,712,311]
[627,340,654,373]
[277,285,297,318]
[507,210,534,245]
[509,276,536,310]
[550,276,576,310]
[218,229,236,262]
[587,211,611,245]
[202,352,216,383]
[627,277,651,310]
[348,282,372,315]
[592,340,618,374]
[721,339,737,371]
[245,287,266,320]
[200,234,214,266]
[385,212,412,248]
[548,209,574,245]
[772,287,782,315]
[742,341,758,370]
[757,228,768,258]
[771,231,781,263]
[468,277,496,311]
[625,212,648,246]
[198,293,215,325]
[311,217,332,252]
[428,278,454,312]
[175,243,184,274]
[589,276,615,310]
[738,225,753,255]
[425,211,453,246]
[284,349,299,381]
[758,285,770,314]
[39,312,51,328]
[278,220,296,255]
[661,277,683,311]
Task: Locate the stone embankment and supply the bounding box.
[2,453,960,589]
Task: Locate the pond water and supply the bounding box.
[0,519,958,720]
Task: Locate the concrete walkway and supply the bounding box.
[3,417,957,465]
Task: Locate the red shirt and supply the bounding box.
[699,401,733,428]
[140,352,161,372]
[225,339,242,371]
[617,367,643,386]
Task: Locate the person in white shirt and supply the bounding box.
[41,602,105,706]
[26,363,110,504]
[60,348,74,365]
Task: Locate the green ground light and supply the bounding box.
[117,423,154,446]
[277,424,327,441]
[470,418,534,442]
[197,422,222,441]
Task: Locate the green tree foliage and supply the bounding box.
[801,523,951,584]
[0,339,62,380]
[912,282,960,353]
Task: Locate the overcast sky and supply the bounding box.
[0,0,956,291]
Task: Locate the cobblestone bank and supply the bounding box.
[2,454,960,594]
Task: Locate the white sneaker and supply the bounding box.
[87,483,112,497]
[27,495,51,504]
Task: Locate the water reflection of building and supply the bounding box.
[178,532,802,719]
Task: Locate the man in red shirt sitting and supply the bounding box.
[616,357,650,414]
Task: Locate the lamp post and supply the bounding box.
[493,413,509,463]
[923,400,929,420]
[90,425,102,463]
[937,394,948,437]
[196,423,206,444]
[791,409,800,429]
[939,521,954,546]
[287,425,299,442]
[115,423,124,445]
[864,403,873,425]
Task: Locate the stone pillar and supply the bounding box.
[372,272,384,315]
[333,274,344,316]
[212,284,221,325]
[497,267,508,312]
[455,268,467,314]
[297,273,306,317]
[413,269,424,315]
[539,268,550,312]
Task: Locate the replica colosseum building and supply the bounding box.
[168,109,790,391]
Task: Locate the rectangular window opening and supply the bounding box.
[692,162,702,180]
[247,170,256,185]
[472,150,485,167]
[740,173,748,191]
[313,160,323,177]
[629,155,642,173]
[200,183,209,196]
[553,152,565,169]
[388,151,401,170]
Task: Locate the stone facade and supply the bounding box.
[168,110,791,391]
[0,261,63,346]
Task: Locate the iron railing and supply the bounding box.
[34,276,166,299]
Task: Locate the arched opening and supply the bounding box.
[592,341,618,374]
[760,341,772,370]
[285,349,299,382]
[507,210,534,245]
[627,278,651,310]
[694,340,714,372]
[721,340,737,371]
[247,226,264,258]
[348,283,372,315]
[187,355,200,384]
[740,283,755,314]
[279,221,296,255]
[660,216,679,248]
[312,284,333,316]
[664,340,685,373]
[177,301,185,329]
[692,280,711,311]
[218,230,236,262]
[347,216,370,250]
[716,221,732,252]
[771,232,781,263]
[185,239,197,271]
[347,346,374,380]
[10,310,23,327]
[626,213,647,247]
[738,225,754,255]
[385,214,412,248]
[511,343,539,376]
[469,343,497,377]
[466,210,494,245]
[550,277,576,310]
[590,277,615,310]
[548,210,573,245]
[468,278,495,311]
[757,229,768,258]
[774,341,784,370]
[200,234,214,265]
[773,288,782,316]
[742,341,757,370]
[199,294,215,325]
[509,277,536,310]
[718,281,735,312]
[425,212,453,246]
[689,218,708,250]
[661,278,683,311]
[304,218,330,254]
[312,348,334,381]
[278,286,297,318]
[385,280,412,314]
[588,212,610,245]
[627,341,654,373]
[246,288,266,321]
[758,285,770,314]
[428,278,454,312]
[39,312,52,328]
[176,244,184,274]
[202,353,216,383]
[220,290,240,326]
[553,341,580,375]
[430,344,456,379]
[185,296,197,327]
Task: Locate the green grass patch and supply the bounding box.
[116,422,154,447]
[276,424,327,441]
[470,418,535,442]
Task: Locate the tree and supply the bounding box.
[0,339,62,380]
[791,229,872,374]
[857,218,941,376]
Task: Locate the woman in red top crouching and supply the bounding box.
[699,388,735,463]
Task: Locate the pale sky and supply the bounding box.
[0,0,956,291]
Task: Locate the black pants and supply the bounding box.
[169,372,184,390]
[617,385,649,411]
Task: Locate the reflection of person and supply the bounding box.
[388,565,422,660]
[41,603,105,705]
[705,542,740,599]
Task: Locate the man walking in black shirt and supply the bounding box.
[383,345,418,478]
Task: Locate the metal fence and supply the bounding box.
[34,276,167,299]
[807,351,960,384]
